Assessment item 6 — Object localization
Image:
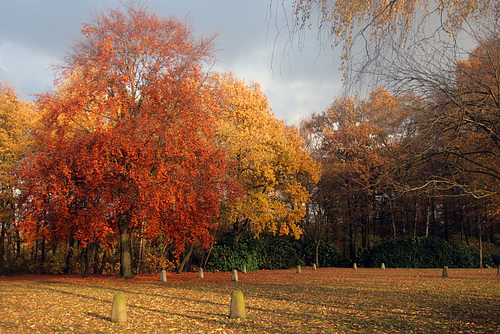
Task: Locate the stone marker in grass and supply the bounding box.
[353,263,358,270]
[381,263,386,270]
[242,265,247,274]
[313,263,317,270]
[198,268,204,278]
[229,290,246,320]
[231,269,239,281]
[442,266,449,277]
[296,265,301,273]
[111,292,126,323]
[160,269,166,282]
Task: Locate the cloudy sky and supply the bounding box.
[0,0,343,124]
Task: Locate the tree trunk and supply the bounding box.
[118,213,133,278]
[32,239,38,261]
[80,245,90,278]
[444,203,449,241]
[414,201,418,238]
[390,200,397,239]
[425,198,431,237]
[315,239,320,267]
[479,221,484,269]
[41,238,46,265]
[349,221,357,263]
[176,243,194,274]
[64,237,74,274]
[16,230,21,255]
[463,217,470,245]
[0,220,5,270]
[136,230,144,274]
[93,243,100,275]
[5,227,11,266]
[202,242,214,269]
[100,249,108,274]
[119,229,134,278]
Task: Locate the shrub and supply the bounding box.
[361,237,488,268]
[304,240,340,267]
[0,254,34,275]
[207,238,263,272]
[262,238,304,270]
[42,252,68,274]
[205,236,339,272]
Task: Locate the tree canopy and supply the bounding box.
[16,4,231,277]
[212,73,320,239]
[278,0,500,84]
[0,82,39,269]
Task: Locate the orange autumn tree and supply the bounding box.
[301,88,407,258]
[17,4,231,278]
[212,73,320,239]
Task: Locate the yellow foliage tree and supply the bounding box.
[276,0,499,84]
[212,73,320,239]
[0,82,39,268]
[291,0,498,57]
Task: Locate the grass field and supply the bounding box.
[0,267,499,333]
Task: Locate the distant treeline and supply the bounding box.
[1,235,496,276]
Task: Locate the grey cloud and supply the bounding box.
[0,66,8,80]
[0,0,342,123]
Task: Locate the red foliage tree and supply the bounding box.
[16,4,233,278]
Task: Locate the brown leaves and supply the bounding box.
[1,268,499,333]
[301,88,402,210]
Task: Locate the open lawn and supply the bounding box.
[0,267,499,333]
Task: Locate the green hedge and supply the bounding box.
[206,236,339,272]
[304,241,340,267]
[359,237,493,268]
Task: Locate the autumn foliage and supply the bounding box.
[16,5,232,277]
[3,1,500,278]
[211,73,320,239]
[289,0,500,70]
[299,33,500,262]
[0,82,38,269]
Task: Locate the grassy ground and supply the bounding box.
[0,267,499,333]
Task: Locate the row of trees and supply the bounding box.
[2,1,500,276]
[0,4,319,277]
[299,18,500,265]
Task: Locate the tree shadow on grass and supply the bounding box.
[35,284,108,304]
[35,281,229,324]
[86,312,111,322]
[37,280,227,307]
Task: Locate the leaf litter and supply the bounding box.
[0,267,499,333]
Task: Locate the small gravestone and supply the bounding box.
[313,263,317,270]
[353,263,358,270]
[160,269,166,282]
[242,265,247,273]
[442,266,449,277]
[198,268,204,278]
[231,269,239,282]
[381,263,386,270]
[229,290,246,320]
[296,265,301,273]
[111,292,126,323]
